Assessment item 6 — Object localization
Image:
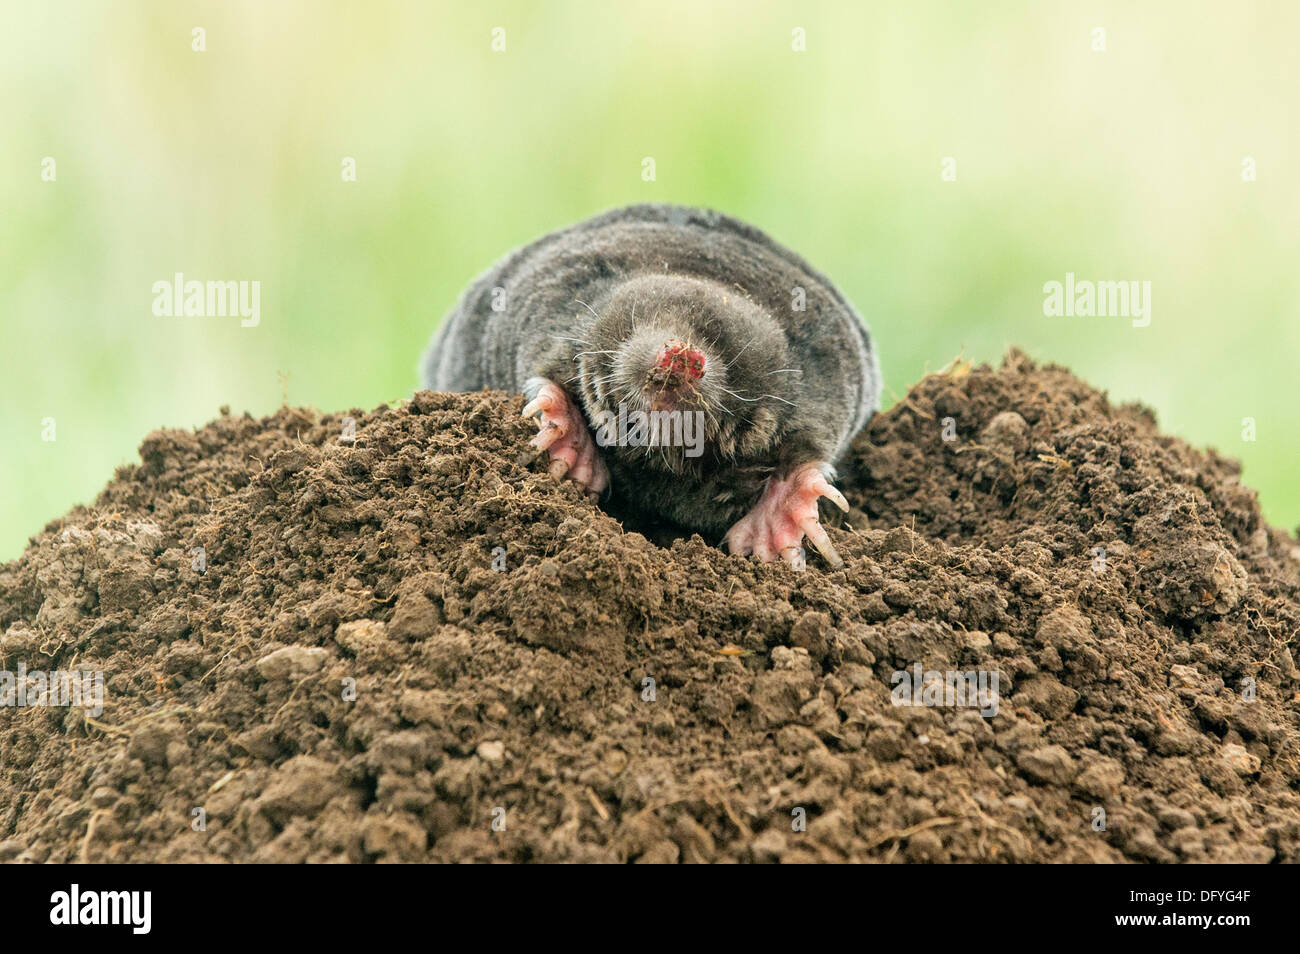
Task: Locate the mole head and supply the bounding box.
[571,274,793,468]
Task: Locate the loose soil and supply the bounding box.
[2,350,1298,863]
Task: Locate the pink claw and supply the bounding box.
[724,463,850,570]
[521,380,610,496]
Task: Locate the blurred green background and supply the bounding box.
[3,0,1297,562]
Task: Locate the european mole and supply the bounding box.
[421,203,881,569]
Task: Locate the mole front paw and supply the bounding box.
[521,379,610,497]
[724,463,850,570]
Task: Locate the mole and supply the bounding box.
[421,203,881,569]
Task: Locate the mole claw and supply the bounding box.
[781,545,807,572]
[800,517,842,568]
[824,485,850,513]
[520,378,610,496]
[531,420,567,451]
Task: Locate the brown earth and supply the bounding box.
[2,349,1299,863]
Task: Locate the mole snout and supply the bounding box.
[654,340,707,383]
[644,339,710,412]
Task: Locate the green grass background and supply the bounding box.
[3,0,1297,562]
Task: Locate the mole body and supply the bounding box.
[421,203,881,568]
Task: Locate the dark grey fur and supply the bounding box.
[421,203,881,538]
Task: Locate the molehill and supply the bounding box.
[2,350,1298,863]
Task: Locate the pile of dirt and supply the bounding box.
[2,350,1299,863]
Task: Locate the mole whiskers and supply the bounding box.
[573,298,601,322]
[724,335,758,371]
[718,384,798,410]
[718,386,761,403]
